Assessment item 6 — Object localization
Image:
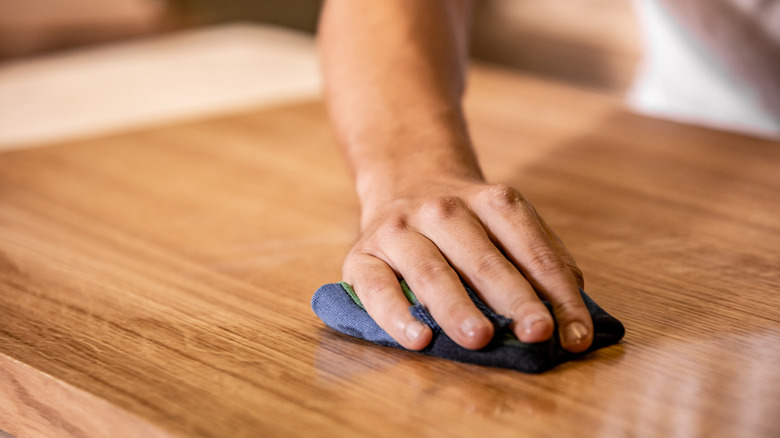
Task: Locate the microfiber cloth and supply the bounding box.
[312,280,625,373]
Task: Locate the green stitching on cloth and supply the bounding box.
[342,280,522,347]
[340,280,420,309]
[498,332,534,348]
[400,280,418,304]
[339,281,364,309]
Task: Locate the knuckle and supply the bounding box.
[359,281,390,300]
[342,253,384,286]
[526,247,568,278]
[473,252,510,279]
[481,184,528,211]
[413,262,452,287]
[360,283,401,314]
[507,296,543,319]
[553,296,587,316]
[379,214,410,237]
[419,196,465,222]
[345,242,380,263]
[343,246,370,268]
[343,249,361,268]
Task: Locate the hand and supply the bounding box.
[320,0,593,353]
[343,175,594,353]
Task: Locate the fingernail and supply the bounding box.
[405,321,426,342]
[522,314,547,335]
[564,322,589,345]
[460,316,487,338]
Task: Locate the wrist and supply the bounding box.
[349,113,483,201]
[355,158,482,208]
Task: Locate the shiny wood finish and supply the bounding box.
[1,65,779,437]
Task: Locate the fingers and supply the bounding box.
[343,252,432,350]
[413,196,555,344]
[538,215,584,289]
[347,213,494,350]
[344,184,592,354]
[375,219,495,349]
[471,185,594,353]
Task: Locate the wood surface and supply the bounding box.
[1,65,779,437]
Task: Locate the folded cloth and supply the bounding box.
[312,280,625,373]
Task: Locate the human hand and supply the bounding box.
[342,175,594,353]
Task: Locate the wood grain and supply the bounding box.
[1,65,779,437]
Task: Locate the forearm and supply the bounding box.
[318,0,595,353]
[318,0,481,213]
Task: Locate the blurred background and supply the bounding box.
[0,0,641,91]
[0,0,777,149]
[0,0,322,59]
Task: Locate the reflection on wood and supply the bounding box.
[1,65,779,437]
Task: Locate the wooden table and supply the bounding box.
[1,65,779,438]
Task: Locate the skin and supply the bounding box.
[318,0,594,353]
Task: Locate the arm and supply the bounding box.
[319,0,593,352]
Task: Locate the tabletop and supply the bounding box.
[1,65,779,438]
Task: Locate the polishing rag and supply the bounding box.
[312,280,624,373]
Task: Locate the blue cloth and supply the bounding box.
[312,281,625,373]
